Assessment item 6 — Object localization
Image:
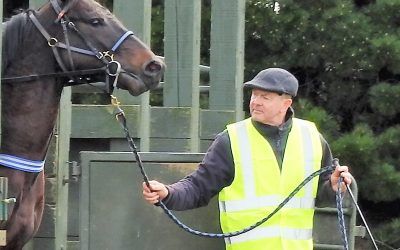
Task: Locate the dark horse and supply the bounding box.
[0,0,165,248]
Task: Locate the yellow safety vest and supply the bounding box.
[220,118,323,250]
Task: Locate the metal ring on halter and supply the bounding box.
[47,37,58,47]
[106,60,122,77]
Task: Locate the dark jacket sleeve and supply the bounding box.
[316,134,337,205]
[163,131,234,211]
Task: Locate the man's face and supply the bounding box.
[249,89,292,126]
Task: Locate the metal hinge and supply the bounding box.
[63,161,81,185]
[354,225,367,238]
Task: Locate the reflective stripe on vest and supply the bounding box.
[220,118,323,250]
[227,226,313,244]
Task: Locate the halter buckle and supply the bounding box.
[101,51,114,62]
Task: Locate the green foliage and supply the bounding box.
[375,218,400,248]
[331,124,400,202]
[96,0,113,10]
[245,0,376,78]
[370,35,400,74]
[376,126,400,169]
[369,83,400,117]
[366,163,400,202]
[331,124,377,176]
[294,99,339,141]
[363,0,400,74]
[150,1,164,56]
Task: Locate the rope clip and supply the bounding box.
[110,95,119,106]
[110,95,124,119]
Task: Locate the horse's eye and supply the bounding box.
[90,18,104,26]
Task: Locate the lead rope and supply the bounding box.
[111,96,378,244]
[333,159,379,250]
[334,159,350,250]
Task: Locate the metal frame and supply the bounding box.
[79,151,360,250]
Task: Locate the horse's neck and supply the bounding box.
[1,6,64,161]
[1,77,62,161]
[2,36,62,161]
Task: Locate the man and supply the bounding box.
[143,68,352,250]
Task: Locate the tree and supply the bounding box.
[244,0,399,248]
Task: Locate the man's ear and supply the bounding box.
[282,98,293,112]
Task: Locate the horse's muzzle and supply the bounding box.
[143,58,165,78]
[118,57,165,96]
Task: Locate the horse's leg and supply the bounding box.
[0,171,45,250]
[31,172,45,236]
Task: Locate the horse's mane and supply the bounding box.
[2,11,30,73]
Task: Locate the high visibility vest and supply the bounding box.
[220,118,323,250]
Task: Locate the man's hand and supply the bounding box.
[142,180,169,204]
[330,165,353,193]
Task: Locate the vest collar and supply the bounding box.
[251,107,294,138]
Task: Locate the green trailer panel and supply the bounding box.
[79,152,359,250]
[79,152,224,250]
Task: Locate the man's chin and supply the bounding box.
[250,115,263,122]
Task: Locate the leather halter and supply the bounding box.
[2,0,145,94]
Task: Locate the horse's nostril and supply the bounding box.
[147,62,161,72]
[144,60,164,77]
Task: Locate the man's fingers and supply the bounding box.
[142,186,160,204]
[143,189,157,198]
[144,193,160,202]
[143,181,161,192]
[142,180,168,204]
[142,182,151,192]
[330,163,353,192]
[340,172,352,185]
[334,165,348,175]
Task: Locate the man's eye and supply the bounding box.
[262,96,269,100]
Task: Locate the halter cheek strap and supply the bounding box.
[0,154,45,173]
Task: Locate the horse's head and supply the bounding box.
[44,0,165,96]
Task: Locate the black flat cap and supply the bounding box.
[244,68,298,97]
